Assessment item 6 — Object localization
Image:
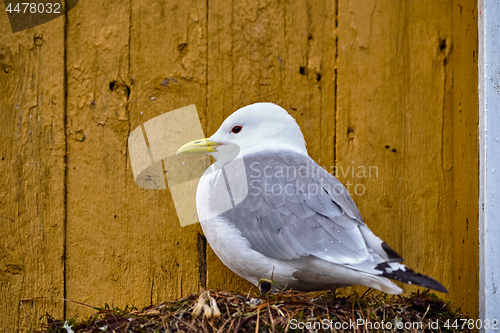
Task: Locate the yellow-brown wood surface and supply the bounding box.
[452,0,479,320]
[336,0,455,299]
[0,5,66,331]
[0,0,479,330]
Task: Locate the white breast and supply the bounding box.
[196,168,273,285]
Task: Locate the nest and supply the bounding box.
[37,289,469,332]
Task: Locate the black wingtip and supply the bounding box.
[376,263,448,293]
[408,273,448,294]
[432,282,449,294]
[382,242,404,262]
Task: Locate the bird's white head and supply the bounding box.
[177,103,307,163]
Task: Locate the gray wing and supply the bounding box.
[221,152,401,266]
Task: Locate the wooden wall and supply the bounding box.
[0,0,478,330]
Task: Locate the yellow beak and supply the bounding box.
[176,139,221,155]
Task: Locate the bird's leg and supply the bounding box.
[258,279,273,295]
[328,284,340,299]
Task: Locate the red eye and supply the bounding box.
[231,126,242,134]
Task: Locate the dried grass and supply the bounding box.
[35,289,469,332]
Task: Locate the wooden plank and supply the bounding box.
[336,0,455,299]
[0,3,65,331]
[206,0,337,292]
[65,0,132,318]
[401,0,454,300]
[127,0,208,303]
[66,0,209,315]
[454,0,479,320]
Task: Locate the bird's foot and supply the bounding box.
[327,285,339,299]
[192,291,221,319]
[258,279,273,295]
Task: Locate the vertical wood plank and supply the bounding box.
[206,0,337,292]
[65,0,131,317]
[336,0,454,299]
[127,0,208,303]
[453,0,479,319]
[402,1,454,299]
[0,3,65,330]
[336,0,405,295]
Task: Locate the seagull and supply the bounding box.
[177,102,448,294]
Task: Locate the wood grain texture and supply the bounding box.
[0,0,480,329]
[127,0,208,305]
[453,0,479,319]
[0,2,66,331]
[336,0,454,298]
[65,0,132,319]
[336,0,478,318]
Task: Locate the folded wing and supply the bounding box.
[221,152,401,266]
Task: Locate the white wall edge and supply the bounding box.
[478,0,500,329]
